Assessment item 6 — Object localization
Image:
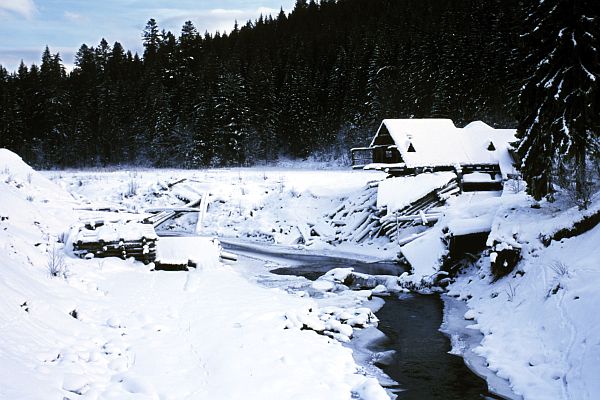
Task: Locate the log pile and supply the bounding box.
[380,179,460,241]
[323,182,384,243]
[146,197,203,231]
[314,177,461,246]
[73,220,158,264]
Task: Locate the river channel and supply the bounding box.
[221,241,501,399]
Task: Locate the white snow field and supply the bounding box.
[0,150,389,400]
[1,147,599,400]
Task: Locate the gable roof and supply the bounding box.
[370,119,516,177]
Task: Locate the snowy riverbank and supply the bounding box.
[2,148,599,399]
[447,197,600,400]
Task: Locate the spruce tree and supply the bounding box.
[39,47,68,165]
[516,0,599,201]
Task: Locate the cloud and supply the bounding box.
[0,0,37,19]
[257,7,279,15]
[64,11,87,23]
[155,7,282,35]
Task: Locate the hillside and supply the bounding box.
[0,0,521,168]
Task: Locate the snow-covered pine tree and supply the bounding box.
[516,0,599,201]
[213,66,251,165]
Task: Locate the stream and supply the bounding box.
[373,293,494,399]
[221,240,501,399]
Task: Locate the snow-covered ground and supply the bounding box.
[49,165,393,259]
[1,151,389,399]
[446,189,600,400]
[2,147,599,400]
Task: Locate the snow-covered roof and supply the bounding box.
[369,119,517,177]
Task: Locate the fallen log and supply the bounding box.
[167,178,187,188]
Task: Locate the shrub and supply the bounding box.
[47,245,68,278]
[125,176,139,197]
[505,282,517,302]
[549,261,570,277]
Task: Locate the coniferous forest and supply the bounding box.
[0,0,572,168]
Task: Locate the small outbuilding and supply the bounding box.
[351,119,517,180]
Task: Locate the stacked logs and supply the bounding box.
[325,182,384,243]
[319,178,461,245]
[379,179,460,241]
[73,221,158,264]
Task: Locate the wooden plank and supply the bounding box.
[145,207,202,213]
[196,192,210,234]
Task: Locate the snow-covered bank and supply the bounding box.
[6,149,598,400]
[448,191,600,400]
[1,150,389,399]
[441,296,522,400]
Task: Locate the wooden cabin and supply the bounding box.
[351,119,517,189]
[352,119,516,174]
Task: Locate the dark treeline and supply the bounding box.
[0,0,523,168]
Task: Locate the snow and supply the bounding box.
[155,236,220,267]
[462,122,517,178]
[448,188,600,400]
[369,118,457,149]
[462,172,502,183]
[376,172,456,213]
[0,150,390,400]
[51,166,393,260]
[396,190,504,284]
[400,225,447,280]
[440,296,521,400]
[447,215,494,236]
[0,149,73,203]
[2,146,599,400]
[82,221,158,243]
[369,119,517,178]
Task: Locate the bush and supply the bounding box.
[47,245,68,278]
[125,175,139,197]
[505,282,517,302]
[556,156,599,210]
[549,261,570,277]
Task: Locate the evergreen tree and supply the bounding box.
[143,18,161,66]
[247,60,278,162]
[0,65,11,148]
[70,43,99,164]
[516,0,600,202]
[0,0,525,168]
[38,47,68,165]
[213,65,251,165]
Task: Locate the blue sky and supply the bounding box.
[0,0,296,72]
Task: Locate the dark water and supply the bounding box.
[221,241,405,279]
[373,294,494,399]
[262,253,495,399]
[270,260,404,281]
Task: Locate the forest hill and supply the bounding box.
[0,0,522,168]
